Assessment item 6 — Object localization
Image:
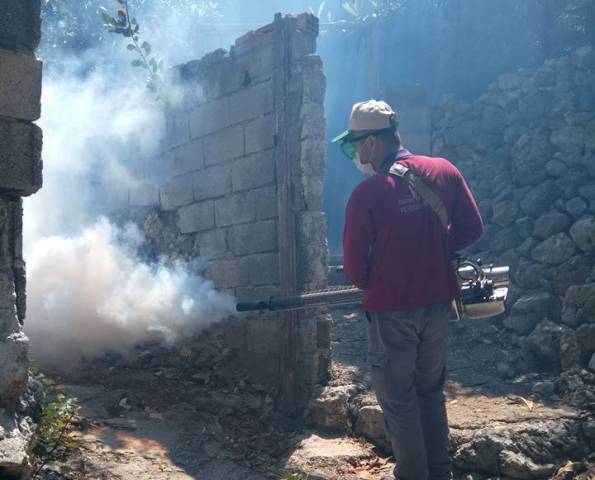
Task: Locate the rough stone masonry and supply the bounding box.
[432,46,595,396]
[123,13,330,412]
[0,0,43,477]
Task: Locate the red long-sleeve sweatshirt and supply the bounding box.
[343,152,484,312]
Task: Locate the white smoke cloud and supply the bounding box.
[25,218,235,369]
[24,11,242,368]
[25,58,165,242]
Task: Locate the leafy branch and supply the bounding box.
[99,0,164,95]
[341,0,402,20]
[31,394,80,479]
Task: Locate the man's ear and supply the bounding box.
[366,135,376,150]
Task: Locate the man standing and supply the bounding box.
[333,100,483,480]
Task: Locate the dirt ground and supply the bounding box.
[35,306,594,480]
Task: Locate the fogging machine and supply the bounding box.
[236,258,509,320]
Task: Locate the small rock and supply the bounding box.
[526,319,568,370]
[499,449,556,479]
[561,283,595,327]
[570,217,595,252]
[533,212,572,239]
[532,381,555,398]
[545,159,568,177]
[308,385,354,430]
[576,324,595,355]
[531,233,576,265]
[553,255,592,296]
[565,197,588,217]
[492,200,520,227]
[520,181,558,216]
[353,404,391,451]
[589,354,595,372]
[503,315,541,337]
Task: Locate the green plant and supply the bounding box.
[99,0,164,94]
[31,394,80,479]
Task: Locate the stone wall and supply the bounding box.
[125,13,330,411]
[0,0,43,476]
[432,45,595,377]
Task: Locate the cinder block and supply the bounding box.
[189,97,230,139]
[233,25,275,56]
[245,114,276,155]
[297,212,328,290]
[300,102,325,141]
[254,185,278,220]
[231,350,282,386]
[172,138,204,176]
[195,229,229,260]
[193,165,231,201]
[222,317,248,350]
[215,191,256,227]
[176,201,215,234]
[243,252,280,286]
[234,284,280,302]
[0,0,41,51]
[129,182,159,207]
[298,350,330,387]
[204,125,244,166]
[231,150,275,192]
[228,81,274,124]
[289,29,317,59]
[159,175,193,210]
[299,136,325,212]
[206,257,248,288]
[302,55,326,104]
[220,44,274,95]
[247,316,287,355]
[0,49,42,121]
[164,112,190,149]
[298,316,319,354]
[230,219,278,255]
[0,119,42,196]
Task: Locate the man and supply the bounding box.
[332,100,483,480]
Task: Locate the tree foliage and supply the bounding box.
[41,0,224,58]
[100,0,163,94]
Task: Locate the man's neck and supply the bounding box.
[376,149,399,172]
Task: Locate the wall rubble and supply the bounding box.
[432,46,595,390]
[124,13,330,411]
[0,0,43,477]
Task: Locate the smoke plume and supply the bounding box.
[24,4,245,369]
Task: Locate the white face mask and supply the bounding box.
[353,152,375,176]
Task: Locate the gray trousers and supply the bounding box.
[367,302,452,480]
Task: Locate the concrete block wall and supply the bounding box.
[127,13,330,411]
[0,0,42,408]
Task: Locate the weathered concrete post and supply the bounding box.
[0,0,43,476]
